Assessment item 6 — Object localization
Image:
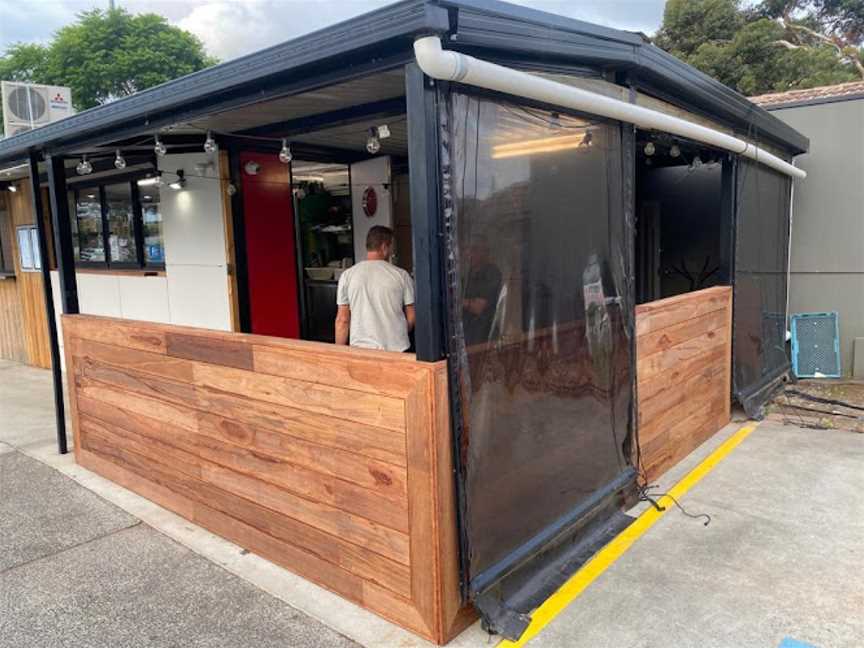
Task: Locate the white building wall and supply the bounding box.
[159,152,232,331]
[351,156,392,261]
[52,150,232,364]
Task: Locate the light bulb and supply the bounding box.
[644,142,656,156]
[366,128,381,155]
[279,139,292,164]
[670,144,681,158]
[154,135,167,157]
[204,131,217,154]
[76,155,93,175]
[114,149,126,170]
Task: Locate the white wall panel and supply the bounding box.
[351,156,392,261]
[117,275,170,323]
[76,273,122,317]
[158,151,231,330]
[159,153,227,267]
[166,264,231,331]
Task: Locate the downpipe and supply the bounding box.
[413,36,806,181]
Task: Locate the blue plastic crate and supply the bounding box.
[791,312,841,378]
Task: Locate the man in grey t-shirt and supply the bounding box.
[335,226,415,352]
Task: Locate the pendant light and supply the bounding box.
[76,155,93,175]
[154,135,167,157]
[204,131,217,154]
[279,139,292,164]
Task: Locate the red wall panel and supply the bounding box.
[240,152,300,339]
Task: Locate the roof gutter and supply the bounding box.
[414,36,806,180]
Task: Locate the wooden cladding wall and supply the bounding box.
[636,286,733,481]
[0,192,27,363]
[8,181,51,368]
[62,315,471,644]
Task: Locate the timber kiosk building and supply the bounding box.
[0,0,808,643]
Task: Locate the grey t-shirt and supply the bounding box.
[336,260,415,352]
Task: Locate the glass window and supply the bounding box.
[76,190,104,263]
[139,186,164,265]
[105,183,137,264]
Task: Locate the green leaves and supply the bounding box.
[0,8,216,116]
[655,0,862,95]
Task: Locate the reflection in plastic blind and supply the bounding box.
[791,312,841,378]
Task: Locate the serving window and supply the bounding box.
[68,176,164,270]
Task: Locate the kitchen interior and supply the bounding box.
[293,155,412,343]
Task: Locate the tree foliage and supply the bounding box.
[655,0,863,95]
[0,8,216,118]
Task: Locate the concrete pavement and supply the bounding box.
[2,357,862,648]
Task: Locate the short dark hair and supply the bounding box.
[366,225,394,251]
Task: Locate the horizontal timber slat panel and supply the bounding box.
[63,314,469,644]
[72,339,406,466]
[81,418,411,596]
[636,287,733,481]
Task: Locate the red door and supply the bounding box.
[240,151,301,338]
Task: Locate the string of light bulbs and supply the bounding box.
[71,114,406,178]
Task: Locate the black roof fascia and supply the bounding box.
[0,0,808,164]
[442,0,808,155]
[0,0,448,165]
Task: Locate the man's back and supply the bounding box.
[336,260,414,351]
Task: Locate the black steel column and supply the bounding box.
[28,152,68,454]
[405,62,445,361]
[46,155,79,315]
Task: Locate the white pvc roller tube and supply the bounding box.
[414,36,806,180]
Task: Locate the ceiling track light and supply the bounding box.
[670,144,681,158]
[154,135,167,157]
[366,127,381,155]
[279,139,292,164]
[204,131,217,155]
[76,155,93,175]
[137,171,163,187]
[644,142,656,156]
[168,170,186,191]
[114,149,127,170]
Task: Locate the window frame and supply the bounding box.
[69,174,165,271]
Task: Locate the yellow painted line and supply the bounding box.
[499,421,760,648]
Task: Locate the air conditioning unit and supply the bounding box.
[2,81,73,136]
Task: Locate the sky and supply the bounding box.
[0,0,667,62]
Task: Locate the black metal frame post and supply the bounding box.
[46,155,80,315]
[405,62,446,361]
[28,152,69,454]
